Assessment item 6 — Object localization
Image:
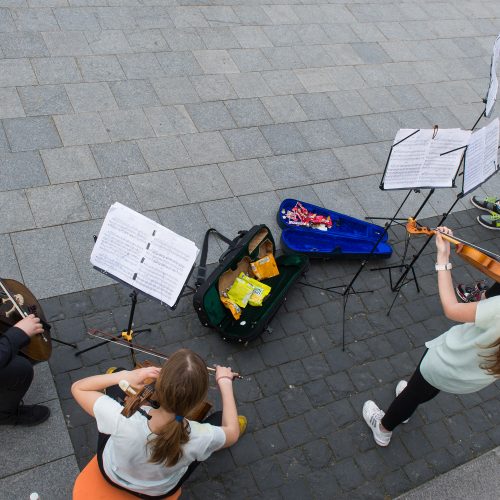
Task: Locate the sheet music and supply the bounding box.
[486,33,500,118]
[91,203,199,307]
[383,128,471,190]
[463,118,500,195]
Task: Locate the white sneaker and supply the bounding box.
[395,380,409,424]
[362,400,392,447]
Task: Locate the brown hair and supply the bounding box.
[148,349,208,467]
[480,338,500,378]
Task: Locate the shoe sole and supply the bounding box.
[477,216,500,230]
[471,197,500,213]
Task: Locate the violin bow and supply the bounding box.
[0,279,27,318]
[87,329,242,379]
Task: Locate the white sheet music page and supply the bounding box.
[486,33,500,118]
[91,203,199,307]
[383,129,470,189]
[463,118,500,195]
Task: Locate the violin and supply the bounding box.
[0,278,52,362]
[406,218,500,281]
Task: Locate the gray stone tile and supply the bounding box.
[54,113,110,146]
[327,66,365,91]
[313,180,367,219]
[295,24,331,45]
[0,190,35,234]
[65,82,117,113]
[295,93,341,120]
[227,72,273,98]
[296,45,335,68]
[100,109,154,141]
[421,106,463,129]
[261,95,307,124]
[334,144,381,177]
[62,218,114,289]
[0,234,22,281]
[260,154,312,189]
[198,27,240,50]
[220,159,273,196]
[0,455,79,500]
[0,87,25,119]
[181,131,234,165]
[157,203,223,264]
[230,48,273,73]
[200,197,252,241]
[14,9,57,32]
[221,127,272,160]
[156,50,203,77]
[239,190,282,241]
[185,101,236,132]
[276,185,324,207]
[129,170,188,210]
[193,49,239,74]
[190,74,237,102]
[352,42,392,64]
[27,183,90,227]
[388,85,430,110]
[330,116,377,146]
[176,163,232,202]
[11,226,82,298]
[40,145,100,183]
[262,5,300,25]
[296,120,344,150]
[262,46,304,70]
[118,52,166,79]
[79,177,141,218]
[138,136,192,171]
[263,25,301,47]
[91,141,148,177]
[363,113,401,142]
[224,98,273,128]
[169,7,208,29]
[356,63,395,88]
[0,151,48,190]
[0,125,8,153]
[261,70,305,96]
[151,76,200,105]
[85,29,131,55]
[18,85,73,116]
[125,29,169,53]
[54,6,100,30]
[42,31,91,56]
[359,87,400,113]
[297,149,347,183]
[144,105,197,136]
[260,123,310,155]
[109,79,160,109]
[230,26,273,49]
[294,68,337,93]
[0,31,48,57]
[4,116,61,152]
[161,27,206,51]
[77,55,126,81]
[0,59,37,87]
[233,5,272,26]
[31,57,82,85]
[328,90,372,117]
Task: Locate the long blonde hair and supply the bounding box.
[480,338,500,378]
[148,349,208,467]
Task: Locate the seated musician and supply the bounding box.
[363,227,500,447]
[0,315,50,426]
[72,349,245,499]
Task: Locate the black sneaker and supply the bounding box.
[478,213,500,230]
[455,280,488,302]
[0,403,50,426]
[471,196,500,214]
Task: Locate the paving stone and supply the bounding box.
[176,163,232,203]
[85,29,131,55]
[0,31,48,57]
[294,68,337,93]
[77,54,125,81]
[296,120,344,150]
[219,159,273,196]
[31,56,82,85]
[198,26,240,50]
[144,105,197,136]
[181,131,234,165]
[100,109,154,141]
[296,149,346,183]
[79,177,141,218]
[43,31,91,56]
[200,197,252,239]
[238,190,282,238]
[54,112,110,146]
[27,183,90,227]
[0,233,22,280]
[221,127,272,160]
[260,123,309,155]
[229,48,272,73]
[224,98,273,128]
[227,72,273,99]
[90,141,147,177]
[4,116,61,152]
[260,154,311,189]
[12,9,56,32]
[0,190,35,234]
[124,29,168,53]
[118,52,166,79]
[152,76,200,105]
[129,170,188,210]
[261,95,307,124]
[0,150,48,191]
[18,84,73,116]
[0,58,37,87]
[0,87,25,119]
[186,101,235,132]
[161,27,205,51]
[138,136,192,171]
[295,93,341,120]
[65,82,117,113]
[193,49,239,74]
[190,74,237,102]
[155,51,203,78]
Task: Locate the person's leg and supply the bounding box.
[0,355,34,417]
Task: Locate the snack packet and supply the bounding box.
[250,254,279,280]
[227,277,254,308]
[220,296,242,320]
[238,273,271,306]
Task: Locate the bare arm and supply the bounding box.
[215,366,240,447]
[436,227,478,323]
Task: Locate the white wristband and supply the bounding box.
[435,263,452,271]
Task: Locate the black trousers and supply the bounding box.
[485,282,500,298]
[0,355,34,417]
[381,352,440,431]
[96,382,223,499]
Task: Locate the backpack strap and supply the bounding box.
[195,228,232,288]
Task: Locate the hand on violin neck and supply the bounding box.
[15,314,43,338]
[436,226,452,260]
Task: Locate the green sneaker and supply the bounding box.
[471,196,500,214]
[478,212,500,230]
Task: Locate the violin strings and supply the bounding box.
[433,228,500,260]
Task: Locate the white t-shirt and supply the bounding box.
[93,395,226,496]
[420,295,500,394]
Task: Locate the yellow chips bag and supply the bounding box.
[227,277,254,308]
[238,273,271,306]
[250,254,279,280]
[220,296,242,320]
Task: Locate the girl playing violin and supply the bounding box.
[72,349,245,498]
[363,227,500,446]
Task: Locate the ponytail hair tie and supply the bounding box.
[175,415,184,422]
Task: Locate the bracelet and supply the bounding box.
[435,262,452,271]
[216,376,233,384]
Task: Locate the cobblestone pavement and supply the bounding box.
[44,210,500,499]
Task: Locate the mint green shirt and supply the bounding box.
[420,295,500,394]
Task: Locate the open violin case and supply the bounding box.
[278,199,392,259]
[193,225,308,343]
